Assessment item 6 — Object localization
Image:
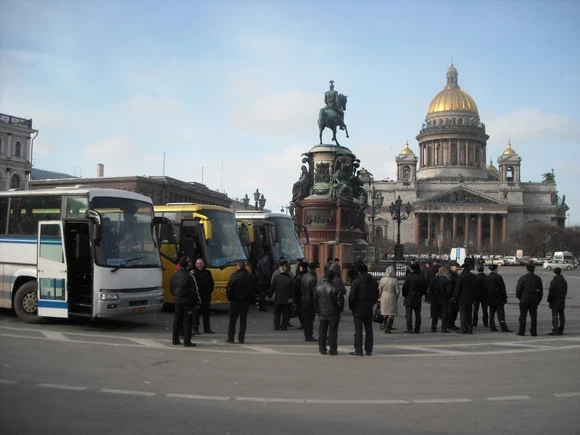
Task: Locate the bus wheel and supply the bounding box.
[14,281,42,324]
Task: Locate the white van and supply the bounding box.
[450,247,467,265]
[553,251,575,265]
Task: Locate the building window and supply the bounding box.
[10,174,20,189]
[506,166,514,182]
[15,141,22,157]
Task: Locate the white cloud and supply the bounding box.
[485,109,580,145]
[117,95,185,119]
[230,90,319,136]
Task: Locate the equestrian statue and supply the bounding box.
[318,80,349,146]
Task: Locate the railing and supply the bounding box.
[0,113,33,128]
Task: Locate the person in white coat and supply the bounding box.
[379,266,400,333]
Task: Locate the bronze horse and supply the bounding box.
[318,94,349,146]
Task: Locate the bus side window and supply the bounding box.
[0,197,8,235]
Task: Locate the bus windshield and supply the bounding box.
[270,216,304,262]
[92,197,161,269]
[204,210,246,268]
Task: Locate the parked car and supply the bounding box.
[502,256,518,266]
[543,259,577,271]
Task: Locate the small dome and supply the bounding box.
[487,159,497,172]
[399,141,414,155]
[427,64,479,115]
[502,141,516,156]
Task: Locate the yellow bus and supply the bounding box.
[154,204,248,305]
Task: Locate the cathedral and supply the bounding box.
[372,65,568,253]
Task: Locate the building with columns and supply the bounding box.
[0,113,38,191]
[371,65,568,253]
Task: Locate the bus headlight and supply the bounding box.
[98,291,120,301]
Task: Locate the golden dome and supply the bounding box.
[427,64,479,115]
[487,159,497,172]
[399,141,414,155]
[502,141,516,156]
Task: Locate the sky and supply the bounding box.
[1,0,579,224]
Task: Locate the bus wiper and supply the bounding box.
[111,256,147,273]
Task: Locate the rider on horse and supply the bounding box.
[320,80,345,129]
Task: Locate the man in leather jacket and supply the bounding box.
[301,262,319,342]
[485,264,512,332]
[515,265,543,336]
[315,269,341,356]
[170,257,201,347]
[402,263,427,334]
[349,264,379,356]
[547,267,567,336]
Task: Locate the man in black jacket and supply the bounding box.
[515,265,543,336]
[269,259,295,331]
[226,260,255,344]
[294,261,308,330]
[485,264,512,332]
[547,267,567,335]
[255,254,271,312]
[452,263,478,334]
[192,258,215,335]
[349,264,379,356]
[473,265,488,327]
[402,262,427,334]
[429,265,451,333]
[170,257,201,347]
[315,269,341,356]
[447,262,460,330]
[301,262,319,342]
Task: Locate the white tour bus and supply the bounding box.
[0,187,168,323]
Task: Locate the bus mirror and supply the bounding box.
[151,216,174,247]
[86,210,102,242]
[191,213,212,241]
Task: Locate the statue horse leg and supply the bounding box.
[332,125,340,146]
[343,122,349,139]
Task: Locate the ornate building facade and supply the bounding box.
[0,113,38,191]
[372,65,568,253]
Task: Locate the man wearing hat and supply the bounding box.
[515,265,543,336]
[485,264,512,332]
[402,262,427,334]
[446,262,461,330]
[269,259,295,330]
[301,262,319,341]
[473,265,489,328]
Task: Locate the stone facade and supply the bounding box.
[370,65,568,253]
[0,113,38,191]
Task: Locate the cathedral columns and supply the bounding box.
[489,214,495,249]
[439,214,445,238]
[502,215,507,244]
[465,214,470,246]
[477,214,482,251]
[452,214,457,245]
[414,214,421,244]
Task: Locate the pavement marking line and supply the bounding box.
[38,383,88,391]
[414,398,471,404]
[40,331,71,341]
[306,399,409,405]
[487,395,530,401]
[396,346,464,355]
[167,393,230,401]
[0,379,19,385]
[494,342,552,349]
[236,397,305,404]
[241,345,283,354]
[553,392,580,398]
[100,389,156,397]
[127,338,167,348]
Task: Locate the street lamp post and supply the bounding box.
[253,188,261,210]
[389,195,412,261]
[367,185,384,246]
[242,194,250,210]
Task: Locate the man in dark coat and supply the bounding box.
[452,263,478,334]
[225,260,255,344]
[315,269,341,356]
[301,262,319,342]
[515,265,543,336]
[446,262,460,330]
[348,264,379,356]
[402,262,427,334]
[191,258,215,335]
[472,265,488,327]
[170,257,201,347]
[485,264,512,332]
[547,267,567,335]
[255,254,271,312]
[429,265,452,333]
[269,259,294,331]
[294,261,308,330]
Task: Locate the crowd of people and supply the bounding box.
[169,255,569,355]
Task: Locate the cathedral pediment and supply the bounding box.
[416,186,503,205]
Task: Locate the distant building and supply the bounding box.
[31,174,232,208]
[0,113,38,191]
[371,65,568,252]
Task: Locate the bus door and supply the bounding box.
[37,221,68,318]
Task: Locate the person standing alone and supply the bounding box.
[225,260,255,344]
[516,265,543,336]
[170,257,201,347]
[349,264,379,356]
[191,258,215,335]
[485,264,512,332]
[547,267,567,335]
